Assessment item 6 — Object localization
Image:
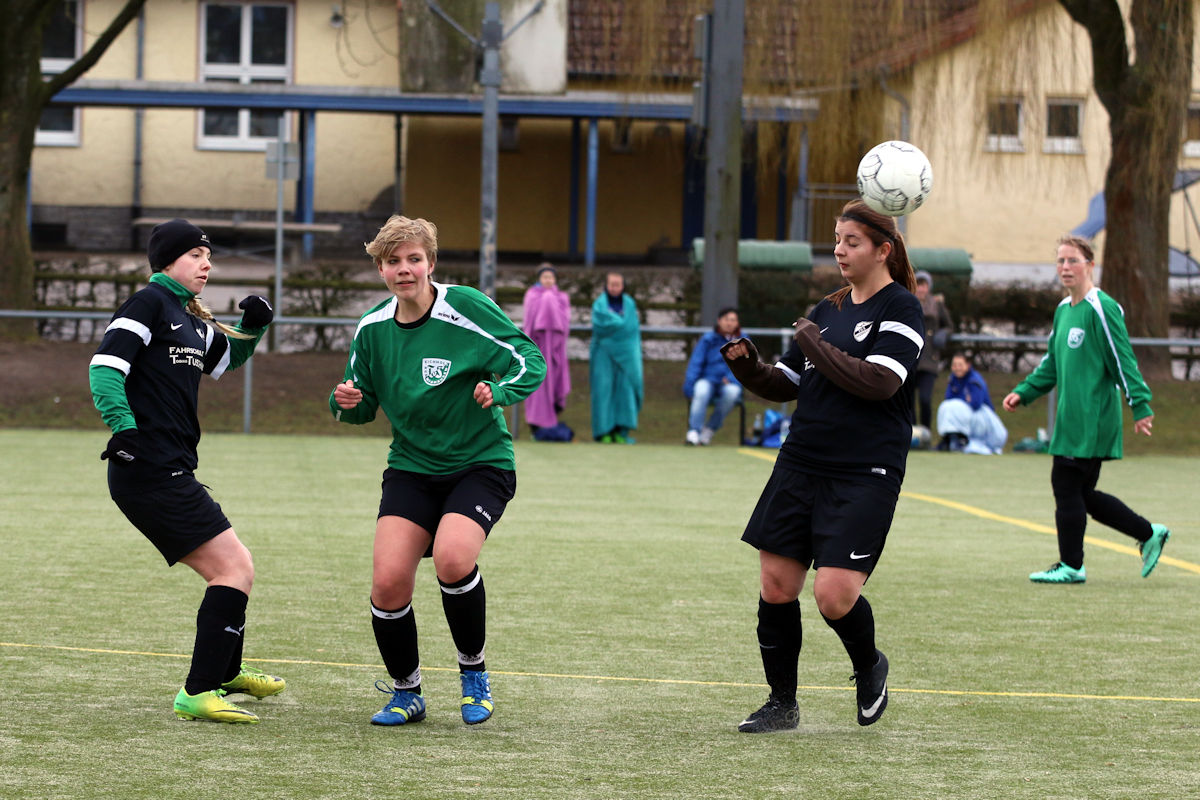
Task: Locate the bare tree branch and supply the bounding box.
[1056,0,1129,116]
[41,0,147,100]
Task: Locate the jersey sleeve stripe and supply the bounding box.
[774,361,802,385]
[866,353,908,382]
[879,320,924,350]
[104,317,152,345]
[209,344,231,379]
[1086,291,1133,402]
[433,293,529,388]
[89,353,132,375]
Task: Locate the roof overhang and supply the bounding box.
[52,79,818,123]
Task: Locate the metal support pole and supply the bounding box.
[585,118,599,267]
[569,118,581,259]
[700,0,745,323]
[274,131,286,327]
[242,356,253,433]
[299,109,317,259]
[478,2,502,298]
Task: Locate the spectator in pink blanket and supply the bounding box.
[522,264,572,433]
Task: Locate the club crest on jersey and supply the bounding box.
[1067,327,1086,349]
[422,357,452,386]
[853,321,873,342]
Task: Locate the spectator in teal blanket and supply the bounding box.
[684,307,745,445]
[589,272,643,443]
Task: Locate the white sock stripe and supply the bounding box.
[457,649,485,666]
[394,667,422,690]
[371,603,412,620]
[440,570,482,595]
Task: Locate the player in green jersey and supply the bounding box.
[1003,235,1171,584]
[330,215,546,726]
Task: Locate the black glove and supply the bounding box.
[238,295,274,329]
[101,430,140,464]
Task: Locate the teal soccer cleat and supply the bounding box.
[1029,562,1086,584]
[1140,524,1171,578]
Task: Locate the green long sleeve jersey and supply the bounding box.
[330,283,546,474]
[1012,287,1152,460]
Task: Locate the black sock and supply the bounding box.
[223,627,245,684]
[185,585,248,695]
[756,596,801,704]
[822,595,877,676]
[440,566,486,672]
[372,601,422,692]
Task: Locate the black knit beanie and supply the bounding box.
[147,219,212,271]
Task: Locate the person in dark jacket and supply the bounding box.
[683,307,745,445]
[89,219,284,724]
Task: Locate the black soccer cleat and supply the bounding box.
[853,649,889,726]
[737,694,800,733]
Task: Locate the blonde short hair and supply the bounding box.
[365,215,438,265]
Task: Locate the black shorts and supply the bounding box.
[741,464,898,574]
[379,465,516,555]
[108,462,231,566]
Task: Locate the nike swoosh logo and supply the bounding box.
[849,551,871,560]
[170,323,183,330]
[860,685,887,718]
[224,625,245,636]
[820,327,829,334]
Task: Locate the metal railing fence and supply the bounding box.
[3,309,1198,434]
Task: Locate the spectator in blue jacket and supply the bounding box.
[684,307,745,445]
[936,352,1007,454]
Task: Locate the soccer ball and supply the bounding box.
[910,424,932,450]
[856,141,934,217]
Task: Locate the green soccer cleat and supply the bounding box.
[1139,524,1172,578]
[173,687,259,724]
[1029,562,1086,584]
[221,663,286,698]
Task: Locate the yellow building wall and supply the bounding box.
[903,3,1113,266]
[33,0,399,215]
[404,116,687,255]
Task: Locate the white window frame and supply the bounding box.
[1184,104,1200,158]
[1044,97,1084,155]
[36,0,83,147]
[197,1,294,152]
[984,97,1024,153]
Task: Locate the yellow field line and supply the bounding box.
[736,448,1199,575]
[2,641,1197,704]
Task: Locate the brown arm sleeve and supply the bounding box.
[719,338,800,403]
[791,319,903,401]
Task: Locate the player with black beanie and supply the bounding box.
[89,218,284,724]
[722,200,924,731]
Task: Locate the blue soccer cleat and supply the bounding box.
[370,680,426,726]
[459,670,494,725]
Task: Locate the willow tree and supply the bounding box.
[0,0,146,337]
[590,0,1192,377]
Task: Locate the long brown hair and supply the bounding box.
[187,297,253,339]
[826,200,916,309]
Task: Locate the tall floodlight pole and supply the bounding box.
[426,0,545,299]
[699,0,744,324]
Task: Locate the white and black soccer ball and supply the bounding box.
[856,140,934,217]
